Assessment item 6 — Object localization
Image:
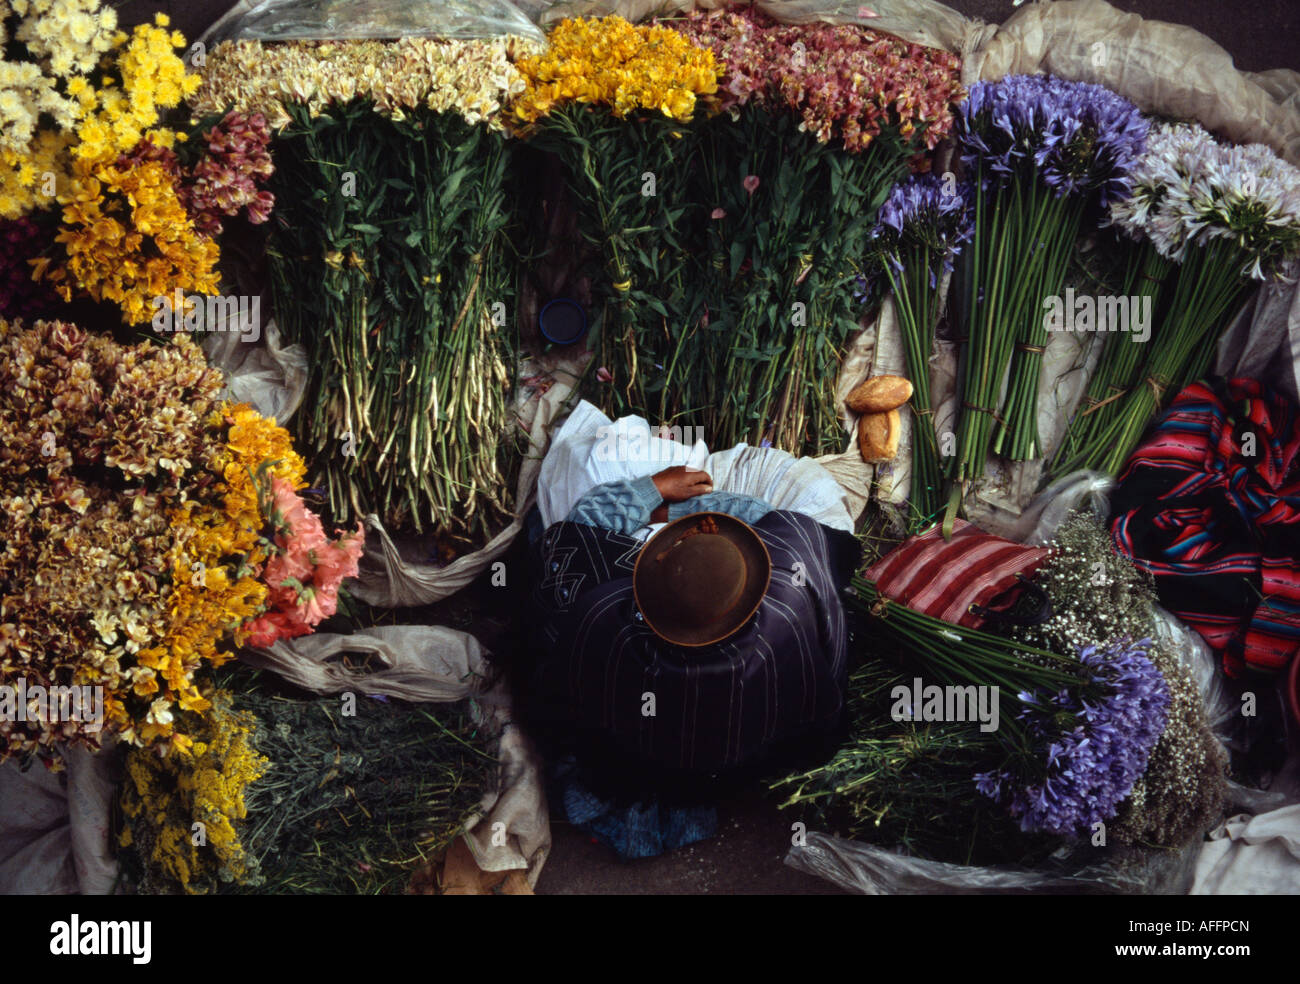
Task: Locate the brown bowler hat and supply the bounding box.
[633,512,772,648]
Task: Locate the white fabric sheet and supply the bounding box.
[538,400,856,535]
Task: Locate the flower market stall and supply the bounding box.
[2,0,1300,900]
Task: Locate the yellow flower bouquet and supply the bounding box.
[0,3,267,326]
[118,683,494,895]
[510,16,720,424]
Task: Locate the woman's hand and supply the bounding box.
[652,466,713,504]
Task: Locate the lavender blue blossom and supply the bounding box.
[871,173,974,282]
[974,637,1170,837]
[956,74,1148,206]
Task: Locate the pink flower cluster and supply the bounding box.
[114,111,275,237]
[670,5,964,152]
[243,477,364,648]
[185,111,275,236]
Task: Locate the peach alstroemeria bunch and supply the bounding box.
[670,5,963,153]
[0,318,361,765]
[189,36,537,131]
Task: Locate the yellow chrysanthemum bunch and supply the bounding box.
[10,0,118,77]
[120,691,268,894]
[72,14,200,162]
[40,155,219,324]
[0,128,67,218]
[512,16,719,126]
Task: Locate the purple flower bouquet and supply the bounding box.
[949,74,1146,491]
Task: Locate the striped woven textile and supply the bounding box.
[864,519,1051,628]
[1110,378,1300,677]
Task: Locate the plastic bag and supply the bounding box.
[1019,471,1114,546]
[1192,807,1300,894]
[201,318,308,426]
[786,830,1201,894]
[751,0,990,60]
[531,0,991,57]
[0,744,121,895]
[967,0,1300,167]
[1214,257,1300,405]
[203,0,547,44]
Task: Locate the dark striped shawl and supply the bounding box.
[528,510,856,772]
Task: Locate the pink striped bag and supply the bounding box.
[864,520,1053,629]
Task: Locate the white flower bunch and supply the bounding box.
[12,0,117,77]
[1109,121,1300,279]
[0,0,115,155]
[190,37,542,131]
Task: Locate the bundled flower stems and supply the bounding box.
[775,509,1227,859]
[848,577,1169,837]
[869,174,971,529]
[512,17,718,439]
[669,8,963,455]
[770,658,1036,864]
[946,75,1146,522]
[119,683,495,894]
[1051,123,1300,477]
[512,9,963,456]
[196,39,528,541]
[1047,236,1174,475]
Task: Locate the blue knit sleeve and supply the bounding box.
[667,491,772,526]
[566,475,664,535]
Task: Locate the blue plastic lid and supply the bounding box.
[539,298,587,346]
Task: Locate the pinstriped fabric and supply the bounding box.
[529,511,852,772]
[864,519,1051,628]
[1111,378,1300,677]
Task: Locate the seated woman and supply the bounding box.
[524,401,860,779]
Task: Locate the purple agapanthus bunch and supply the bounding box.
[956,74,1148,206]
[872,173,974,281]
[975,637,1170,837]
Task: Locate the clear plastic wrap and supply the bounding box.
[786,831,1201,895]
[203,0,547,44]
[531,0,991,56]
[1020,471,1115,546]
[201,319,308,427]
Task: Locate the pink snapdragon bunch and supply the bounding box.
[244,477,364,647]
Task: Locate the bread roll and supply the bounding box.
[846,374,913,413]
[857,409,901,462]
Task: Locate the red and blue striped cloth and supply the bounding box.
[1110,378,1300,677]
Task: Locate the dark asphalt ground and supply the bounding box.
[110,0,1294,894]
